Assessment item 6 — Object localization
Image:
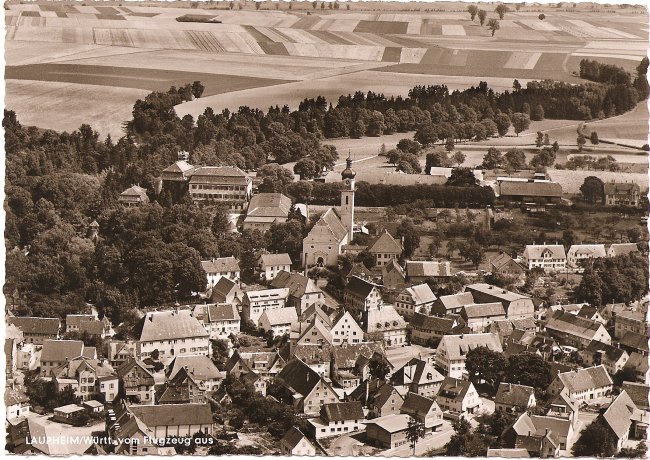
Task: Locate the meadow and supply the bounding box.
[5,1,648,138]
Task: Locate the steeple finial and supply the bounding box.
[342,150,356,180]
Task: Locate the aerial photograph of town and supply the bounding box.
[3,0,649,457]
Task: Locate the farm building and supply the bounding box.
[521,244,567,272]
[566,244,606,268]
[607,243,639,257]
[497,181,563,203]
[243,192,292,232]
[490,253,525,277]
[603,181,641,207]
[405,261,452,283]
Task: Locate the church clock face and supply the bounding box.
[343,179,351,187]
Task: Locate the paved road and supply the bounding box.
[382,420,454,457]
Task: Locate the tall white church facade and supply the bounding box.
[302,157,356,268]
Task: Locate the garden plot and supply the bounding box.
[317,19,360,32]
[354,20,408,34]
[441,24,465,36]
[447,49,469,67]
[566,19,623,39]
[518,19,560,31]
[505,52,542,70]
[399,48,427,64]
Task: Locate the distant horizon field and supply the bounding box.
[4,2,648,139]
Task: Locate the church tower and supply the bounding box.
[340,154,355,242]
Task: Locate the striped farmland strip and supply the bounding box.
[333,31,378,46]
[242,25,274,43]
[185,30,222,52]
[111,28,134,47]
[258,41,289,56]
[235,31,266,54]
[291,15,320,30]
[279,28,323,44]
[309,30,356,46]
[254,26,290,43]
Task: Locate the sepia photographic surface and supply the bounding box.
[4,0,649,457]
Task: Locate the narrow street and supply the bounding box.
[381,421,454,457]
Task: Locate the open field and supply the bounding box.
[5,79,149,136]
[5,2,647,137]
[5,63,291,96]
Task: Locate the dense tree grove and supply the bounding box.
[574,253,648,305]
[302,181,495,208]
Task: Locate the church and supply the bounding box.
[302,157,356,268]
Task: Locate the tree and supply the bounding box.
[191,81,205,98]
[504,148,527,170]
[293,158,319,180]
[580,176,605,204]
[504,352,552,392]
[511,112,530,136]
[487,18,500,36]
[531,104,545,121]
[356,250,377,270]
[444,418,489,457]
[211,207,230,236]
[480,147,503,170]
[396,218,420,259]
[495,113,511,136]
[535,131,544,148]
[460,240,485,269]
[369,354,390,381]
[452,151,466,167]
[530,147,556,168]
[617,442,647,458]
[562,229,577,249]
[257,163,294,193]
[312,0,317,8]
[467,4,479,21]
[445,138,455,152]
[539,13,546,20]
[350,119,366,139]
[446,168,479,187]
[572,417,618,457]
[477,9,487,25]
[577,133,587,151]
[495,4,508,19]
[406,417,425,455]
[465,346,507,388]
[612,366,637,387]
[590,131,599,145]
[397,138,421,154]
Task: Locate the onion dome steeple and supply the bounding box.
[341,151,356,180]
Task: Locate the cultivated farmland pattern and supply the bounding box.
[5,2,648,137]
